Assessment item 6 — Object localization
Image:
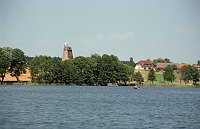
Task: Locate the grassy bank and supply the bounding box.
[139,70,199,87]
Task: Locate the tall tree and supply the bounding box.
[190,66,199,85]
[148,69,156,84]
[0,47,12,83]
[128,57,135,68]
[61,60,78,84]
[98,54,115,85]
[164,58,171,63]
[134,71,144,84]
[181,65,199,85]
[9,48,27,81]
[163,65,176,83]
[73,56,94,85]
[29,55,57,83]
[180,65,191,85]
[90,54,101,85]
[116,63,133,85]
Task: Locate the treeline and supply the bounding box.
[1,47,199,86]
[28,54,134,85]
[0,47,134,85]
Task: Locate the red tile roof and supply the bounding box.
[137,60,152,67]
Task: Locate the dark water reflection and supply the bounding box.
[0,86,200,129]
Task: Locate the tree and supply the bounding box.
[96,54,130,85]
[190,66,199,85]
[121,57,135,68]
[73,56,95,85]
[29,55,58,83]
[28,54,135,85]
[152,58,171,67]
[181,65,199,85]
[134,71,144,84]
[61,60,78,84]
[171,64,177,71]
[0,47,12,83]
[180,65,191,85]
[128,57,135,68]
[198,60,200,65]
[90,54,101,85]
[148,69,156,84]
[164,58,170,63]
[9,48,27,81]
[163,65,176,83]
[116,63,133,85]
[98,54,116,85]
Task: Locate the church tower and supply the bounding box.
[62,42,73,61]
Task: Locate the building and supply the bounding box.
[156,63,180,71]
[193,64,200,71]
[62,42,73,61]
[135,59,153,70]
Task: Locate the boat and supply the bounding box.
[133,85,139,89]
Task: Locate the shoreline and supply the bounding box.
[1,82,199,88]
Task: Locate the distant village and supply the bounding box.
[134,59,200,72]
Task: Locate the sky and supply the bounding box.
[0,0,200,64]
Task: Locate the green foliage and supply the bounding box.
[0,47,12,82]
[0,47,26,82]
[153,58,171,66]
[181,65,199,85]
[148,69,156,84]
[9,48,27,81]
[28,56,60,83]
[28,54,133,85]
[163,65,176,83]
[61,60,78,84]
[121,57,135,68]
[73,56,94,85]
[170,64,177,71]
[191,66,199,85]
[134,71,144,84]
[128,57,135,68]
[164,58,171,63]
[98,54,120,85]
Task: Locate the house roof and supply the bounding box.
[137,60,152,67]
[193,64,200,69]
[179,63,188,68]
[156,63,180,69]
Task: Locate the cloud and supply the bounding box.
[82,32,135,43]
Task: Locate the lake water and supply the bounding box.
[0,85,200,129]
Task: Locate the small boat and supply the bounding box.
[133,85,139,89]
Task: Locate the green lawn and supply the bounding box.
[144,71,181,86]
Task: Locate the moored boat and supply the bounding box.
[133,85,139,89]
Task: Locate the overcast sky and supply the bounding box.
[0,0,200,63]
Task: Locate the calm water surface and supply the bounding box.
[0,85,200,129]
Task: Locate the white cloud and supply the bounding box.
[82,32,135,43]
